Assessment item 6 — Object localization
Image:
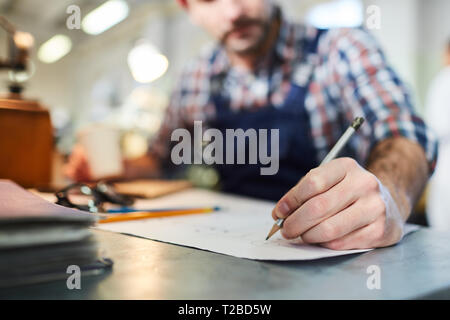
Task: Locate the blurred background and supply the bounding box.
[1,0,449,152]
[1,0,449,226]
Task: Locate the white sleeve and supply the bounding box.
[425,68,450,140]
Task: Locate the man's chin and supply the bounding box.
[223,26,267,55]
[225,39,262,55]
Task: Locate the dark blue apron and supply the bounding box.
[208,30,327,201]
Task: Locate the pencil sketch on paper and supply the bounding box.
[96,189,419,261]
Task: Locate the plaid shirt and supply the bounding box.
[150,11,438,171]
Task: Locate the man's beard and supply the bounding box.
[220,16,271,55]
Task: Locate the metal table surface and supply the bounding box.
[1,227,450,299]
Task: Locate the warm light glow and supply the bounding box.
[82,0,129,35]
[38,35,72,64]
[13,31,34,49]
[127,42,169,83]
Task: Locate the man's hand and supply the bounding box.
[272,157,405,250]
[272,137,430,250]
[63,145,94,182]
[63,144,161,182]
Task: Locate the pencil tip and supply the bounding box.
[265,223,281,241]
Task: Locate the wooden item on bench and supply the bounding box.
[0,95,53,188]
[113,179,192,199]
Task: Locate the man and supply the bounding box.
[425,39,450,230]
[66,0,437,250]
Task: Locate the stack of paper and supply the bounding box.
[0,180,112,288]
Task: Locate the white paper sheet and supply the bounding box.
[96,189,419,261]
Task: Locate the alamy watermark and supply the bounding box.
[66,5,81,30]
[170,121,279,175]
[366,5,381,30]
[65,3,382,31]
[66,264,81,290]
[366,265,381,290]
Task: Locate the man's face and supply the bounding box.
[185,0,272,54]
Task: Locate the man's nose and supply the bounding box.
[222,0,245,23]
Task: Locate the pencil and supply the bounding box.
[98,207,219,224]
[107,206,215,213]
[265,117,365,240]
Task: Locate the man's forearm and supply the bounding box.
[366,137,430,221]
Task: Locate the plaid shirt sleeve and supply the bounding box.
[324,27,438,172]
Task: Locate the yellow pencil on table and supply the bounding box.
[98,207,219,224]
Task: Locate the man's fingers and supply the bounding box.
[319,208,405,251]
[300,196,380,243]
[71,144,87,161]
[63,145,94,182]
[272,158,357,220]
[280,174,360,239]
[319,220,381,250]
[75,158,94,182]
